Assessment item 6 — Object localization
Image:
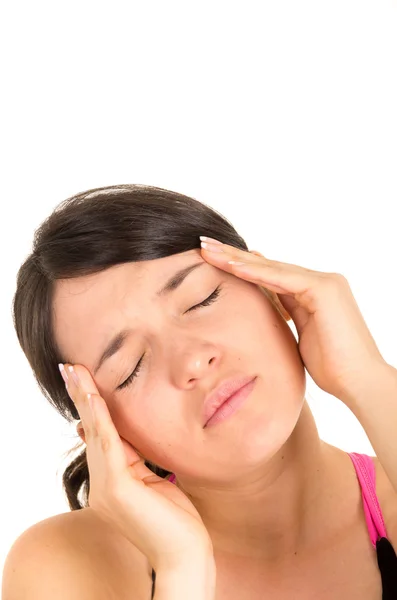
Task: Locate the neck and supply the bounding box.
[176,401,342,565]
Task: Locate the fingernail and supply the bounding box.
[67,365,80,386]
[201,241,224,253]
[199,236,223,245]
[58,363,69,384]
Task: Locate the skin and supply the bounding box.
[53,247,347,573]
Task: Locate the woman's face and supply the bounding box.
[53,248,306,480]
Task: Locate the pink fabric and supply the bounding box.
[168,453,388,550]
[347,452,388,549]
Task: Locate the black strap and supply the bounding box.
[376,537,397,599]
[151,568,156,599]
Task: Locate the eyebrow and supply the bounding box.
[92,261,205,376]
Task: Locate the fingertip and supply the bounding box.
[88,392,106,415]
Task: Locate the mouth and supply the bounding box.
[202,375,257,427]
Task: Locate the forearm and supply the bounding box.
[341,363,397,494]
[154,554,217,600]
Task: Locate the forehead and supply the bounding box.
[52,250,205,364]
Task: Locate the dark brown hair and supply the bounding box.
[12,184,249,511]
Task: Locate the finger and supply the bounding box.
[62,363,155,481]
[91,392,159,481]
[120,436,143,466]
[228,261,292,294]
[200,243,262,279]
[201,240,310,275]
[76,417,141,470]
[200,244,291,293]
[202,241,315,294]
[62,364,96,437]
[63,364,130,475]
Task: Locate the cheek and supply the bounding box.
[112,406,157,463]
[111,391,168,445]
[109,402,145,445]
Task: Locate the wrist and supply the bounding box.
[155,553,216,600]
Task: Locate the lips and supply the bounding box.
[202,374,256,427]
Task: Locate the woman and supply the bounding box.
[3,184,397,599]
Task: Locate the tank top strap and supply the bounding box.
[347,452,388,549]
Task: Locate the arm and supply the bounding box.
[340,363,397,495]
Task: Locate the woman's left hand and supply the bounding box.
[200,236,388,406]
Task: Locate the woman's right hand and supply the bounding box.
[61,363,214,572]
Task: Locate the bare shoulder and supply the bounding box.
[372,455,397,550]
[2,507,152,600]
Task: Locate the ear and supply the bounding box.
[249,250,291,322]
[76,422,86,444]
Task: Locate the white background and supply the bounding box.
[1,0,396,589]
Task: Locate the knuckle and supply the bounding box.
[100,434,112,454]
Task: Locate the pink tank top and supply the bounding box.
[347,452,388,548]
[347,452,397,596]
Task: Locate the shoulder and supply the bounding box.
[372,455,397,551]
[2,508,152,600]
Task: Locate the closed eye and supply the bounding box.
[185,284,222,313]
[117,285,222,390]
